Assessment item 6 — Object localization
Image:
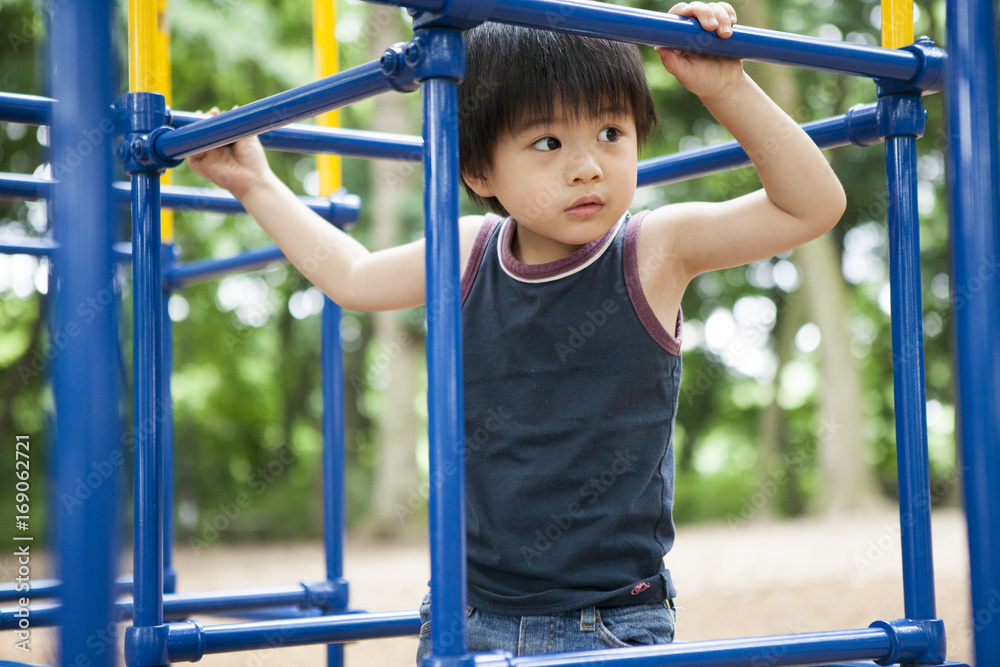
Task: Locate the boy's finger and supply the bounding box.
[712,4,733,36]
[685,2,720,31]
[718,1,737,23]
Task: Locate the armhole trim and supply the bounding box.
[461,214,503,306]
[624,211,683,356]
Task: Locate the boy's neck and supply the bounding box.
[510,221,583,265]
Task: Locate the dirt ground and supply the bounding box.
[0,508,976,666]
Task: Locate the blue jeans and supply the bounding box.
[416,593,675,663]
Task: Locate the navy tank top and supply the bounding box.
[460,211,683,615]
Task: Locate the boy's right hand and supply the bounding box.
[187,107,273,201]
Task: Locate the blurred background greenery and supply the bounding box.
[0,0,960,549]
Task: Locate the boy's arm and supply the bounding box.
[188,111,484,312]
[237,170,427,312]
[644,3,847,281]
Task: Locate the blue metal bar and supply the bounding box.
[0,92,52,125]
[884,131,936,621]
[322,297,348,667]
[171,111,423,162]
[0,172,49,199]
[115,182,361,224]
[0,239,56,257]
[0,585,344,628]
[0,174,359,224]
[422,71,470,662]
[0,92,424,161]
[153,60,393,162]
[0,579,61,601]
[0,576,136,603]
[945,0,1000,662]
[372,0,923,82]
[322,299,347,666]
[638,103,879,187]
[164,245,286,288]
[166,611,421,659]
[48,1,120,666]
[130,171,165,633]
[470,629,900,666]
[162,245,178,596]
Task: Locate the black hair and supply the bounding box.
[459,22,658,216]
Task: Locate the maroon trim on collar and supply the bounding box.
[623,211,683,356]
[461,214,503,306]
[499,217,620,281]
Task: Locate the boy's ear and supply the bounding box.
[462,172,495,198]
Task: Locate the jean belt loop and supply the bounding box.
[580,606,597,631]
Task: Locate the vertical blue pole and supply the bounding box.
[422,71,471,663]
[161,244,178,594]
[945,0,1000,662]
[322,297,346,667]
[884,129,936,621]
[132,171,165,633]
[49,1,120,666]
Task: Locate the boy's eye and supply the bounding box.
[598,127,621,143]
[532,136,561,151]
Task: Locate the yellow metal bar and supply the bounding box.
[128,0,174,240]
[156,0,174,241]
[881,0,914,48]
[128,0,156,92]
[314,0,342,196]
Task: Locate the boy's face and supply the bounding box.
[464,109,639,257]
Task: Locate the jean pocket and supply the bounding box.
[418,592,432,637]
[596,602,676,647]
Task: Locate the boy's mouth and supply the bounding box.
[565,196,604,218]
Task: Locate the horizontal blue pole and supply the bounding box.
[153,60,392,162]
[638,102,878,187]
[113,182,360,225]
[0,238,56,257]
[0,174,358,224]
[171,111,422,162]
[165,245,287,288]
[0,586,351,628]
[0,93,424,162]
[163,610,421,661]
[470,628,898,667]
[0,92,52,124]
[371,0,923,82]
[0,577,134,602]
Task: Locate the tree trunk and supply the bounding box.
[364,10,423,537]
[755,289,802,518]
[797,237,881,512]
[742,3,879,515]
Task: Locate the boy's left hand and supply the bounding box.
[656,2,745,102]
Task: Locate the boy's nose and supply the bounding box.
[568,153,603,184]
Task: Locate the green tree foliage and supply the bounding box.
[0,0,959,545]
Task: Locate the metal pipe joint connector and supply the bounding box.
[114,92,184,173]
[878,36,947,95]
[876,93,927,139]
[382,28,467,93]
[870,618,946,666]
[124,622,172,667]
[409,0,495,29]
[300,578,350,612]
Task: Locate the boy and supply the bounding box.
[190,1,846,658]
